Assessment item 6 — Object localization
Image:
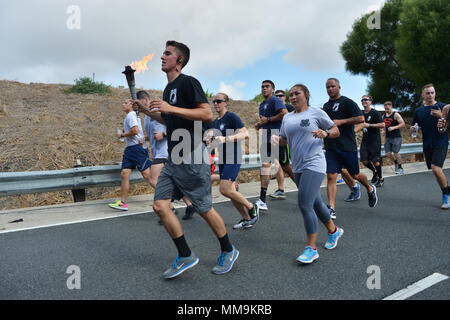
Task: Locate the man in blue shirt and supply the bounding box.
[412,83,449,209]
[254,80,288,211]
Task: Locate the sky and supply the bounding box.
[0,0,386,108]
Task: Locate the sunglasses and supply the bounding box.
[275,94,285,98]
[361,98,371,102]
[213,100,225,104]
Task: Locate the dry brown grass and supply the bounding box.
[0,80,262,210]
[0,80,420,210]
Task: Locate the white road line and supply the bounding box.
[383,273,449,300]
[0,210,153,234]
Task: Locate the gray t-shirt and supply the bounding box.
[123,111,145,147]
[279,107,335,174]
[144,115,169,160]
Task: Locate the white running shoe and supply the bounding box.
[255,199,268,211]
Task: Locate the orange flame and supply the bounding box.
[130,53,155,74]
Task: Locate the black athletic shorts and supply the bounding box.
[152,158,168,165]
[279,144,290,166]
[424,147,447,169]
[360,143,381,163]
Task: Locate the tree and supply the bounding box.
[395,0,450,103]
[340,0,419,111]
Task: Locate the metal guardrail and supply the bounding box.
[0,143,439,199]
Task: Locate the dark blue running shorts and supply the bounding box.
[219,164,241,182]
[325,149,360,176]
[121,144,152,172]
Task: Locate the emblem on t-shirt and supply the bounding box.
[169,89,177,105]
[384,118,393,127]
[367,116,372,122]
[220,123,225,131]
[300,119,310,127]
[261,103,267,114]
[332,103,340,112]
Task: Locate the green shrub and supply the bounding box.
[204,89,214,99]
[64,77,112,94]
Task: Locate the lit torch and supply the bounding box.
[122,53,155,115]
[122,65,137,100]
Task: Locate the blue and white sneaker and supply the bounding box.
[441,194,450,209]
[324,227,344,250]
[163,253,199,279]
[212,246,239,274]
[344,183,361,202]
[296,246,319,264]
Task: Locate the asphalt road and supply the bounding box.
[1,170,449,300]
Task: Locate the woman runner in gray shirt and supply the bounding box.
[272,84,344,264]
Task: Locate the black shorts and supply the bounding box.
[424,147,447,169]
[152,158,167,165]
[279,144,290,166]
[325,149,360,176]
[360,143,381,163]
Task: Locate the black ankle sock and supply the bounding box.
[248,205,256,218]
[173,235,191,258]
[260,188,267,203]
[375,165,382,179]
[218,234,233,253]
[442,186,450,195]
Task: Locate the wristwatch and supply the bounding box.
[267,117,270,123]
[325,129,330,138]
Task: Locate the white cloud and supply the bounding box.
[0,0,386,86]
[217,81,246,100]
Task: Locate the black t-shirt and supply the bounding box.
[323,96,363,152]
[362,108,383,145]
[383,112,401,139]
[212,111,245,164]
[162,73,209,159]
[285,103,295,112]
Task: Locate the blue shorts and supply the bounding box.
[325,149,360,176]
[219,164,241,181]
[122,144,152,172]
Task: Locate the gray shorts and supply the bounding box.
[385,137,402,153]
[154,160,212,213]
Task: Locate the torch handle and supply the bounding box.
[129,87,137,100]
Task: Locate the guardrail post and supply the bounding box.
[71,159,86,202]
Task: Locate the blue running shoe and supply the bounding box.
[296,246,319,264]
[212,246,239,274]
[441,194,450,209]
[324,227,344,250]
[163,253,199,279]
[344,183,361,202]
